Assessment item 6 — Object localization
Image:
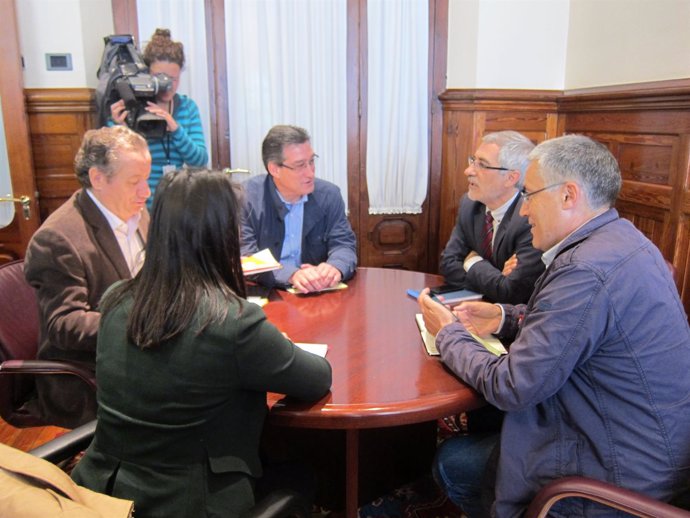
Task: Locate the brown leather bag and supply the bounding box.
[0,442,133,517]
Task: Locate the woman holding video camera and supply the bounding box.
[110,28,208,201]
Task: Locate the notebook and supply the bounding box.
[407,287,482,306]
[415,313,507,357]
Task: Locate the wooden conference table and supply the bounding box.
[263,267,484,518]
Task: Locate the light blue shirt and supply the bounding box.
[85,189,144,275]
[277,191,308,271]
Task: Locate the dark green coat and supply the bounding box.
[72,294,332,518]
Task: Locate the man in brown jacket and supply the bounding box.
[24,126,151,428]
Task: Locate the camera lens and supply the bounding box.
[153,73,173,94]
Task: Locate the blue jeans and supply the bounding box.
[432,432,499,518]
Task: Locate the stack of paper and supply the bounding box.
[416,314,439,355]
[287,282,348,295]
[241,249,282,276]
[295,343,328,357]
[415,313,507,357]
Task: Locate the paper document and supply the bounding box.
[246,296,268,307]
[416,314,439,355]
[415,314,507,357]
[295,343,328,357]
[287,282,348,295]
[241,249,282,276]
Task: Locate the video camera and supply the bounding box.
[96,34,173,139]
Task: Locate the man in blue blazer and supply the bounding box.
[440,131,544,305]
[240,125,357,294]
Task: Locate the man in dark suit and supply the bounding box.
[437,131,546,451]
[24,125,151,428]
[440,131,544,305]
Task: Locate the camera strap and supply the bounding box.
[161,98,175,164]
[162,133,172,164]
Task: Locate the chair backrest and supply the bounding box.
[0,259,41,425]
[0,260,40,362]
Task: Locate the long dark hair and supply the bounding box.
[101,169,246,348]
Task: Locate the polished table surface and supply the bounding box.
[265,267,483,426]
[263,267,484,517]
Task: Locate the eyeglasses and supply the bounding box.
[468,156,509,172]
[278,154,319,172]
[520,182,566,202]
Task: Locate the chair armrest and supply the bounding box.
[526,476,690,518]
[243,490,310,518]
[28,419,97,464]
[0,359,96,389]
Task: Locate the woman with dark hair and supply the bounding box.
[71,169,332,517]
[110,28,208,200]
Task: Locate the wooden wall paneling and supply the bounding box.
[560,78,690,113]
[204,0,230,169]
[483,111,555,141]
[347,0,364,264]
[364,215,424,270]
[111,0,139,42]
[675,134,690,307]
[25,89,97,222]
[559,80,690,316]
[435,90,559,272]
[676,216,690,309]
[561,110,690,262]
[581,130,679,259]
[438,110,474,252]
[425,0,449,271]
[616,199,672,256]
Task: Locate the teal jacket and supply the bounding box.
[108,93,208,202]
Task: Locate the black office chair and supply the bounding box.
[525,476,690,518]
[28,420,310,518]
[0,259,96,427]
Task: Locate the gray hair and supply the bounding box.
[482,131,535,187]
[261,125,311,171]
[74,125,148,188]
[528,134,621,209]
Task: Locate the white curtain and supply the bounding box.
[225,0,348,209]
[366,0,429,214]
[137,0,212,162]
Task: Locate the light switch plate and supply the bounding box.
[45,53,72,71]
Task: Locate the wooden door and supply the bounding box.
[0,0,39,262]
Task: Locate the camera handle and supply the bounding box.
[116,79,138,112]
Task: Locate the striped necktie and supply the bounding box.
[481,211,494,260]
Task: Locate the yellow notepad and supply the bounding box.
[241,249,282,276]
[415,314,507,357]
